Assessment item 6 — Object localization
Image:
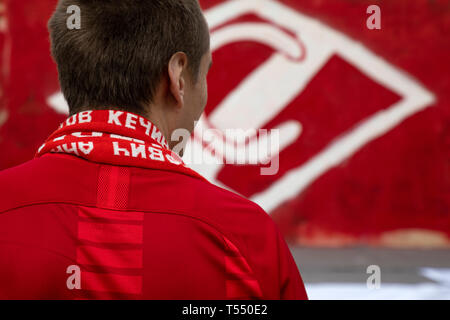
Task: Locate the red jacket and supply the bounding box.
[0,148,307,299]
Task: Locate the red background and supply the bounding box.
[1,0,449,247]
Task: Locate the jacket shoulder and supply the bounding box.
[132,166,273,227]
[0,154,98,213]
[0,159,39,212]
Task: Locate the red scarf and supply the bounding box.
[36,110,206,181]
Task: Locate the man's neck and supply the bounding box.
[142,108,173,151]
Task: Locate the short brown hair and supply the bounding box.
[48,0,210,116]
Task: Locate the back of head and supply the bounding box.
[48,0,210,116]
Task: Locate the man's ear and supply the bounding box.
[167,52,188,108]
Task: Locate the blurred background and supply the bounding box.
[0,0,449,299]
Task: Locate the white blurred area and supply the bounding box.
[307,278,450,300]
